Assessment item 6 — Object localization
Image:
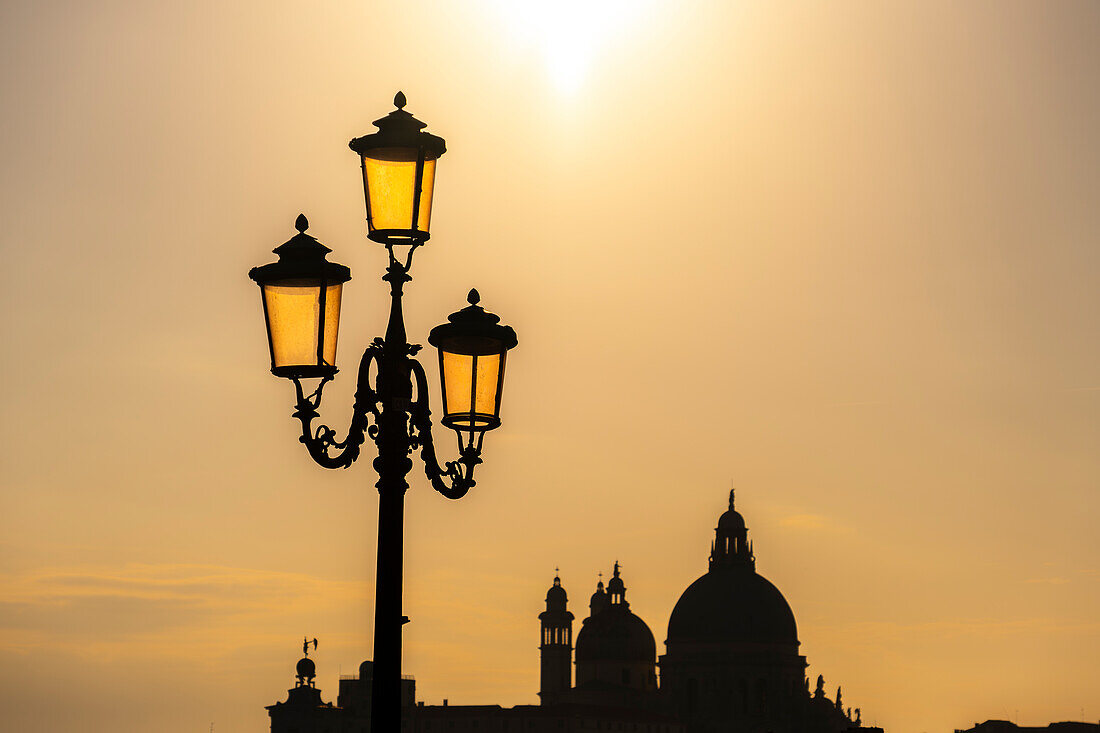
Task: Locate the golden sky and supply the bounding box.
[1,2,1098,732]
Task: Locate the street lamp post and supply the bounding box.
[248,93,518,733]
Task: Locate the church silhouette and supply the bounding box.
[268,492,876,733]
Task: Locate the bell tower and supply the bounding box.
[538,572,574,705]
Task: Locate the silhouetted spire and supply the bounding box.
[835,686,843,711]
[814,675,825,699]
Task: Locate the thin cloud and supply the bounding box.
[0,563,367,659]
[779,514,830,530]
[2,563,363,604]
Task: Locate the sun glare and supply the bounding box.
[489,0,654,94]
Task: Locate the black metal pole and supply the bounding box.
[370,262,414,733]
[272,244,498,731]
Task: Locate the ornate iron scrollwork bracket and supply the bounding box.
[409,359,481,499]
[289,338,480,495]
[291,343,384,470]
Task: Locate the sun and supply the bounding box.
[488,0,655,94]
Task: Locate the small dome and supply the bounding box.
[547,576,567,603]
[717,509,746,531]
[589,581,607,610]
[667,564,798,645]
[359,660,374,679]
[296,657,316,679]
[575,608,656,663]
[717,489,745,531]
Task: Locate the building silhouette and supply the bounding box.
[955,723,1099,733]
[538,574,573,703]
[265,650,343,731]
[661,492,807,731]
[268,492,870,733]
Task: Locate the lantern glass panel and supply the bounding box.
[441,351,473,418]
[473,353,502,417]
[262,279,342,373]
[362,147,437,237]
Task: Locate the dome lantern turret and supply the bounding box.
[710,489,754,570]
[606,561,627,607]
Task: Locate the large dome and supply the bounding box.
[576,608,656,662]
[667,564,798,645]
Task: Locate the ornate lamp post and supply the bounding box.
[248,93,518,733]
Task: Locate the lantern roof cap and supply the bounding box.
[428,289,518,354]
[349,91,446,159]
[248,214,351,285]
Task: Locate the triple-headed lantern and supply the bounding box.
[247,92,518,733]
[248,92,516,448]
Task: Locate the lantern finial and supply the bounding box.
[295,213,309,233]
[394,91,407,110]
[467,288,480,305]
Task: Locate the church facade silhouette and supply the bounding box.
[268,493,874,733]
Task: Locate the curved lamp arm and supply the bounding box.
[291,346,383,469]
[408,359,481,499]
